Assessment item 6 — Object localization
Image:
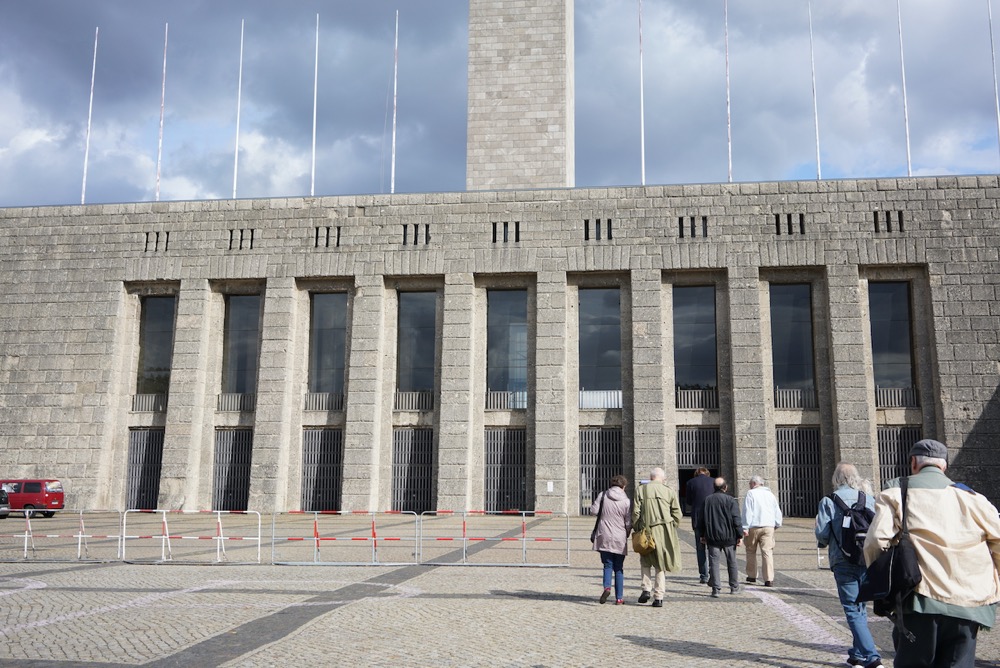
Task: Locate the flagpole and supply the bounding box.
[896,0,912,177]
[233,19,245,199]
[390,10,399,195]
[155,23,169,202]
[724,0,732,183]
[311,14,319,197]
[988,0,1000,169]
[807,1,821,180]
[638,0,646,186]
[82,27,99,205]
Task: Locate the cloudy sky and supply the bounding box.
[1,1,998,208]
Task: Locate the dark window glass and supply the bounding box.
[397,292,437,392]
[869,282,914,387]
[487,290,528,393]
[136,296,176,395]
[769,284,815,392]
[308,293,348,394]
[578,288,621,391]
[222,295,261,394]
[673,286,717,390]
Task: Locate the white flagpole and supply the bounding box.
[724,0,732,183]
[988,0,1000,169]
[311,14,319,197]
[807,1,821,180]
[155,23,169,202]
[390,10,399,195]
[233,19,245,199]
[82,27,99,205]
[896,0,912,177]
[638,0,646,186]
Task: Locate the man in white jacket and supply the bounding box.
[741,474,782,587]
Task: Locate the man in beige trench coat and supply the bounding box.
[632,467,683,607]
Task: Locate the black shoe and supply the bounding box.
[764,581,773,587]
[710,588,720,598]
[730,584,743,594]
[746,576,756,583]
[846,659,864,667]
[651,599,663,607]
[698,576,709,584]
[863,661,883,668]
[638,591,650,604]
[600,588,611,604]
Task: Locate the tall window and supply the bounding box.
[868,282,914,389]
[673,286,717,407]
[222,295,262,394]
[308,293,347,394]
[578,288,621,392]
[397,292,437,392]
[769,284,816,407]
[487,290,528,402]
[136,296,176,395]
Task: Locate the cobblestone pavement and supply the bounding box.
[0,517,997,667]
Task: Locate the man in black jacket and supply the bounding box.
[685,467,715,584]
[701,477,744,598]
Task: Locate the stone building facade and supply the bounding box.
[0,0,997,514]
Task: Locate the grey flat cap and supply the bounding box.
[909,438,948,460]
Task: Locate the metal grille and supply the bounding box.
[877,426,921,487]
[875,386,920,408]
[676,428,721,469]
[774,388,817,409]
[213,429,254,511]
[392,428,434,513]
[579,428,623,515]
[485,391,528,411]
[217,393,256,412]
[676,387,719,410]
[304,392,345,411]
[484,428,528,512]
[776,426,822,517]
[131,393,167,413]
[126,428,164,510]
[301,428,344,512]
[578,390,623,409]
[394,391,434,412]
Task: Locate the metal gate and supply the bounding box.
[579,428,622,515]
[392,428,434,513]
[877,426,921,487]
[301,428,344,511]
[484,428,528,512]
[126,428,164,510]
[776,426,821,517]
[213,429,253,511]
[676,427,721,469]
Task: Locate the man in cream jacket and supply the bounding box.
[864,439,1000,667]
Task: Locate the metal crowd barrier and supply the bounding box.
[121,510,262,564]
[418,510,570,567]
[0,510,123,562]
[271,511,419,566]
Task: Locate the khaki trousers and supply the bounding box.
[745,526,776,582]
[641,561,666,600]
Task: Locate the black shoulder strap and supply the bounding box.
[830,492,849,513]
[900,477,910,532]
[855,490,866,510]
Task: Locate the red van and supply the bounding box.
[0,480,64,517]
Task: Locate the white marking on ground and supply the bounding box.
[748,588,845,651]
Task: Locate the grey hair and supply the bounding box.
[831,462,874,496]
[750,475,765,486]
[649,467,665,481]
[913,455,947,471]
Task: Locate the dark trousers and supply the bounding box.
[707,543,738,591]
[893,613,979,668]
[693,524,708,580]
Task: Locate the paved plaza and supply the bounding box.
[0,517,997,667]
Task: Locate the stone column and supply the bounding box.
[436,273,476,510]
[533,271,569,512]
[342,275,386,510]
[630,269,669,484]
[161,279,214,510]
[249,277,299,512]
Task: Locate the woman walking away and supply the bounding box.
[590,475,632,605]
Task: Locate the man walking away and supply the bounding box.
[632,467,683,607]
[685,467,715,585]
[742,474,782,587]
[864,439,1000,667]
[700,477,743,598]
[816,462,882,668]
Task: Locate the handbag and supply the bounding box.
[632,527,656,555]
[856,477,922,643]
[590,492,606,543]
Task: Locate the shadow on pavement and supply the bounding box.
[619,635,840,667]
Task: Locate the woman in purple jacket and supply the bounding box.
[590,475,633,605]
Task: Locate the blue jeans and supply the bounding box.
[832,562,880,664]
[600,551,626,601]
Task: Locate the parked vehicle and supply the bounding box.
[0,489,9,519]
[0,480,64,517]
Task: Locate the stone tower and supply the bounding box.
[466,0,575,190]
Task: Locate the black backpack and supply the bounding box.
[830,491,875,565]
